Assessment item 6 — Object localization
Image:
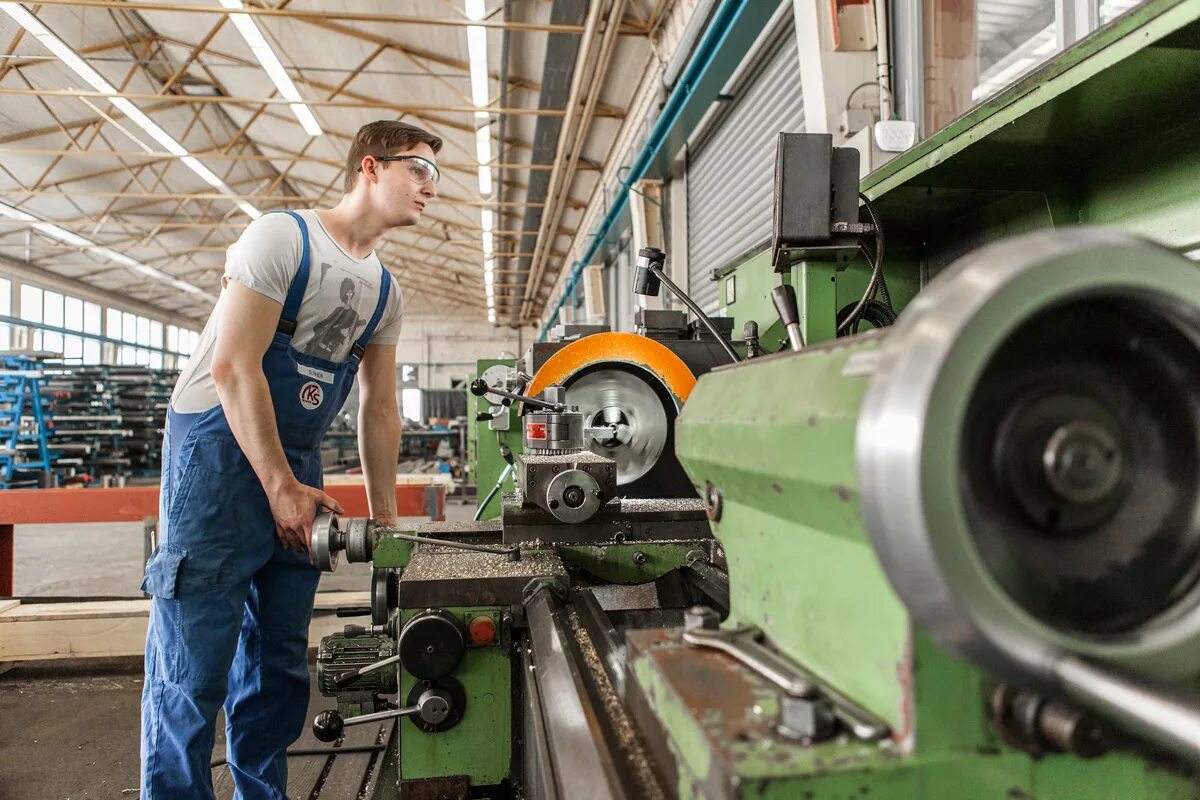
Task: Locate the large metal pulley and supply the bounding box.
[856,228,1200,762]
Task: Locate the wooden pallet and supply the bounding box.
[0,591,370,662]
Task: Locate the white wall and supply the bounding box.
[395,316,525,389]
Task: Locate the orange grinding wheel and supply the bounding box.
[526,332,696,405]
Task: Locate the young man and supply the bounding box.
[140,120,442,799]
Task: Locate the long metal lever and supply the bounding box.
[470,378,564,411]
[384,530,520,561]
[312,689,451,742]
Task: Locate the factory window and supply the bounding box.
[402,388,422,422]
[65,296,83,331]
[0,278,10,350]
[20,284,43,350]
[83,302,101,336]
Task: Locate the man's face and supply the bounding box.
[361,142,439,227]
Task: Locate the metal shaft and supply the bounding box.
[1056,655,1200,764]
[382,530,520,560]
[339,703,422,728]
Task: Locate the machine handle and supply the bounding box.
[332,654,402,689]
[469,379,565,411]
[313,690,453,742]
[771,285,805,352]
[335,607,371,618]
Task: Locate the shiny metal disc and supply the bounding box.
[566,366,671,485]
[856,227,1200,687]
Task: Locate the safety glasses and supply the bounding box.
[358,154,441,185]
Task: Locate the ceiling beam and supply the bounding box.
[0,186,548,207]
[284,15,630,121]
[0,86,617,117]
[14,1,652,33]
[0,147,599,171]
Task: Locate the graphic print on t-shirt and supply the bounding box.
[298,271,371,360]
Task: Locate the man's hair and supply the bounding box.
[344,120,443,193]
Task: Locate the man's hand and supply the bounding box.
[267,478,345,558]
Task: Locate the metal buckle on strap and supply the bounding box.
[277,319,298,335]
[351,342,367,359]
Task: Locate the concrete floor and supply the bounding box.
[1,498,476,799]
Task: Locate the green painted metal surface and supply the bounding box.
[558,541,703,585]
[470,358,519,520]
[655,1,1200,794]
[675,336,912,729]
[370,533,414,569]
[396,607,512,787]
[633,630,1198,797]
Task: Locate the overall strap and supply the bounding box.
[275,210,311,337]
[350,266,392,360]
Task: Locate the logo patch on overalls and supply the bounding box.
[299,381,324,410]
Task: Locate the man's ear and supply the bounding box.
[359,155,378,183]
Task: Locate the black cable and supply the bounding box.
[211,744,385,768]
[858,192,893,313]
[837,300,897,336]
[837,193,892,334]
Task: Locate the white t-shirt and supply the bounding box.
[171,209,403,414]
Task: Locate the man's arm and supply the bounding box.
[357,343,401,524]
[210,280,344,554]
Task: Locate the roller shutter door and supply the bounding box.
[686,30,805,313]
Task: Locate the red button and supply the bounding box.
[469,615,496,645]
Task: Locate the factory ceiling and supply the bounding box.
[0,0,673,327]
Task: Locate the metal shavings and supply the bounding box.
[402,548,565,582]
[565,607,666,800]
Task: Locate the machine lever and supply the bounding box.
[683,626,890,741]
[469,379,565,411]
[633,246,740,364]
[384,530,521,561]
[332,654,401,689]
[313,689,452,742]
[771,285,805,352]
[335,607,371,618]
[683,627,818,698]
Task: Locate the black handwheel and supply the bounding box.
[312,709,344,743]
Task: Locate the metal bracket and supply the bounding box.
[682,626,891,741]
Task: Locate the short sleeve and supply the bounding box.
[369,274,404,347]
[223,213,305,305]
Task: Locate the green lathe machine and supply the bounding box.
[307,0,1200,795]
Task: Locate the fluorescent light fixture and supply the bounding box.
[219,0,322,136]
[0,3,260,219]
[0,201,213,298]
[465,0,495,320]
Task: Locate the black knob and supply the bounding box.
[475,412,493,422]
[343,624,367,637]
[312,710,344,742]
[470,378,489,397]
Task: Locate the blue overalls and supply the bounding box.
[140,211,390,799]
